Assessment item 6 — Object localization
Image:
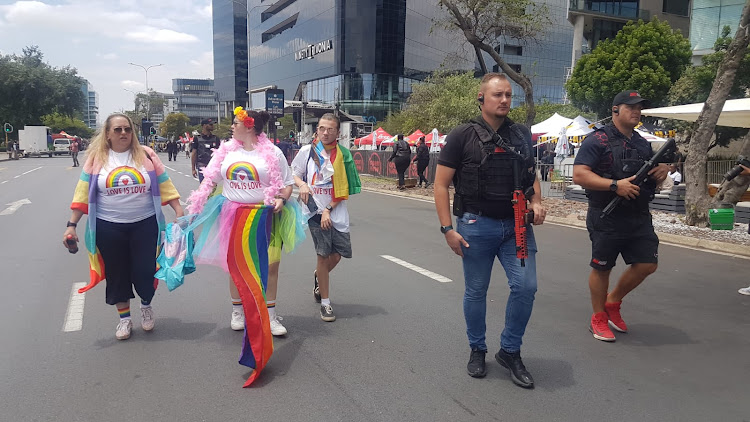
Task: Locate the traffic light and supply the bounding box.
[141,120,153,138]
[3,123,12,133]
[289,130,295,141]
[150,126,156,135]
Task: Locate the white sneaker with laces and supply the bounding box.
[141,307,155,331]
[739,287,750,296]
[231,309,245,331]
[270,315,288,336]
[116,319,133,340]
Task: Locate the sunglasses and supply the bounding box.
[112,127,133,134]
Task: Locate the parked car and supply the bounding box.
[53,138,72,155]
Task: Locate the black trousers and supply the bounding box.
[96,216,158,305]
[394,156,410,187]
[416,161,429,185]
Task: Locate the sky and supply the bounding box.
[0,0,215,121]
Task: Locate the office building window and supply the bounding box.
[663,0,689,16]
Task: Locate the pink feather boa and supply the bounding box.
[187,132,283,214]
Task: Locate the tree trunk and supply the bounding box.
[684,0,750,226]
[714,133,750,204]
[440,0,537,128]
[474,45,488,75]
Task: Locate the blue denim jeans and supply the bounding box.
[457,212,538,353]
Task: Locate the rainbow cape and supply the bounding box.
[312,140,361,200]
[227,204,274,387]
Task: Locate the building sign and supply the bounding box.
[295,39,333,61]
[265,89,284,117]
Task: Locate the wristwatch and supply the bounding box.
[274,195,287,205]
[325,204,333,212]
[66,221,77,228]
[609,179,618,192]
[440,225,454,234]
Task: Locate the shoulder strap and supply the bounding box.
[302,145,313,183]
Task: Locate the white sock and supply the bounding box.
[231,298,242,313]
[267,301,276,319]
[321,298,331,306]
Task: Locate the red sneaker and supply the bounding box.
[605,301,628,333]
[589,312,616,342]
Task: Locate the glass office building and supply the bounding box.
[213,0,249,118]
[691,0,745,52]
[247,0,475,121]
[173,79,218,125]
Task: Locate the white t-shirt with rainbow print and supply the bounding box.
[218,147,294,204]
[96,150,154,223]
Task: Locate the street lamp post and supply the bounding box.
[123,88,143,116]
[128,62,164,120]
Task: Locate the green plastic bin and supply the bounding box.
[708,203,735,230]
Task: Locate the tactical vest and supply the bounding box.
[455,119,535,202]
[588,130,651,208]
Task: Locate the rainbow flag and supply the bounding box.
[227,204,274,387]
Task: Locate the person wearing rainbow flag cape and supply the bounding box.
[186,107,305,387]
[292,113,361,322]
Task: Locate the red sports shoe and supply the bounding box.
[590,312,616,342]
[605,301,628,333]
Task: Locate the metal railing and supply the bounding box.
[706,160,735,185]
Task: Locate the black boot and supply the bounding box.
[495,349,534,388]
[467,349,487,378]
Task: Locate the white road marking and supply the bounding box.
[183,174,192,177]
[22,166,42,175]
[381,255,452,283]
[0,198,31,215]
[1,181,7,184]
[63,282,87,332]
[165,165,176,171]
[13,175,20,179]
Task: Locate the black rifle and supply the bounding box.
[600,138,676,218]
[724,155,750,182]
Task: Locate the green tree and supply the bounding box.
[0,46,86,139]
[438,0,552,127]
[213,120,233,139]
[40,112,95,138]
[135,90,167,119]
[566,18,691,118]
[382,71,480,134]
[668,25,750,149]
[159,113,190,140]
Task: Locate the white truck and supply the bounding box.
[18,126,53,157]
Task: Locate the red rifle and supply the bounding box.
[511,159,535,267]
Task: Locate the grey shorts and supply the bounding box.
[308,216,352,258]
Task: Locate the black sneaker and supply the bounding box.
[495,349,534,389]
[467,349,487,378]
[313,270,321,302]
[320,304,336,322]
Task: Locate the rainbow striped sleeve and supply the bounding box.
[157,171,180,205]
[71,171,91,214]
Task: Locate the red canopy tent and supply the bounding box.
[405,130,426,145]
[354,127,392,147]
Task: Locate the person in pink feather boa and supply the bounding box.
[187,108,294,336]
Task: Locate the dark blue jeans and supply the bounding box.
[457,212,538,353]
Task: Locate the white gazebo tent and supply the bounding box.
[641,98,750,128]
[531,113,574,135]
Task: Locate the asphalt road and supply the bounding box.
[1,153,749,422]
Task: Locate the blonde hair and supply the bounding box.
[88,114,146,168]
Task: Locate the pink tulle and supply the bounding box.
[186,133,283,214]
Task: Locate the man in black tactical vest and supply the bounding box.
[434,73,546,389]
[573,90,669,342]
[191,118,221,182]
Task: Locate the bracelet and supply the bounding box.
[67,221,77,228]
[274,195,287,205]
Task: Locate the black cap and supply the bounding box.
[201,118,214,125]
[612,90,650,107]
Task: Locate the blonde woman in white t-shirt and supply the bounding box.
[65,114,183,340]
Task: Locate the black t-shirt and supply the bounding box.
[192,134,221,167]
[438,117,533,219]
[574,124,654,209]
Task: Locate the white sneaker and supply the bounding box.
[739,287,750,296]
[231,309,245,331]
[116,319,133,340]
[270,315,288,336]
[141,307,155,331]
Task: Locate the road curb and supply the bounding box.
[361,186,750,258]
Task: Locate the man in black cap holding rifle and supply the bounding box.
[573,90,670,342]
[191,118,221,182]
